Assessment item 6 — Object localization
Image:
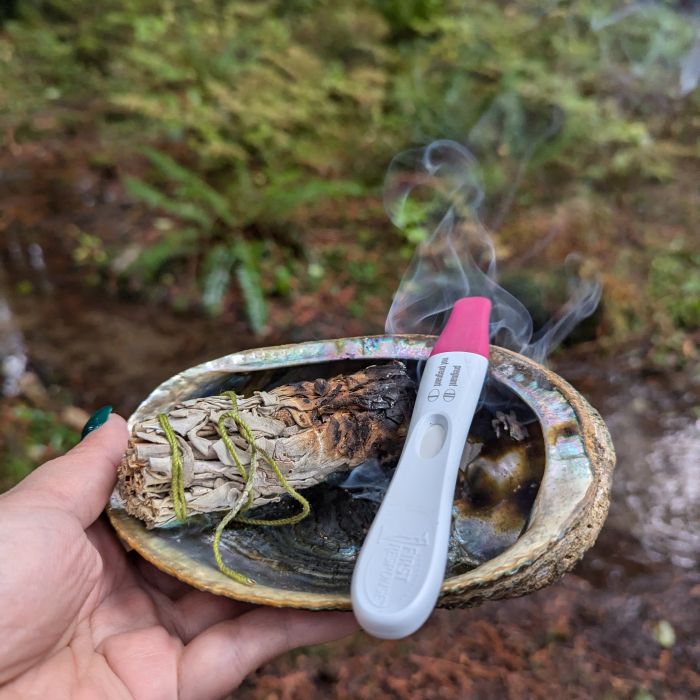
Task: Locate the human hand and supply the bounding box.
[0,412,357,699]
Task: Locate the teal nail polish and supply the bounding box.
[81,405,113,440]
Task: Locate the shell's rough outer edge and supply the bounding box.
[107,335,615,610]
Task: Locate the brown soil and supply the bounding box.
[237,563,700,699]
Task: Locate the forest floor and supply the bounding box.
[1,132,698,699]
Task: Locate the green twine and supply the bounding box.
[159,391,310,586]
[158,413,188,522]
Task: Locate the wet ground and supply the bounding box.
[557,355,699,576]
[1,238,698,697]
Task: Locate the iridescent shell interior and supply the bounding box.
[108,335,615,609]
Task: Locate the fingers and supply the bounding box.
[134,557,194,601]
[172,590,254,643]
[135,557,253,642]
[179,608,358,700]
[13,414,129,528]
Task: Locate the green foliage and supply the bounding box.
[633,235,700,370]
[123,146,364,328]
[391,198,432,249]
[125,148,268,328]
[649,245,700,331]
[13,404,77,452]
[0,404,79,491]
[231,241,267,333]
[0,0,698,341]
[3,1,697,189]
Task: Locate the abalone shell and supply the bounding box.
[107,335,615,609]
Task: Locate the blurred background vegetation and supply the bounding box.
[0,0,698,476]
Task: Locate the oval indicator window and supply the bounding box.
[419,421,447,459]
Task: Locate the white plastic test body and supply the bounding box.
[351,297,491,639]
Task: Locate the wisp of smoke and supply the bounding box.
[592,0,700,96]
[384,139,602,364]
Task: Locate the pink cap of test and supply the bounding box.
[429,296,491,359]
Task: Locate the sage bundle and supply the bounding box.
[118,363,415,531]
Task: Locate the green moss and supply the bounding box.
[0,404,79,492]
[649,247,700,331]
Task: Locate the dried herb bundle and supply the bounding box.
[118,363,415,528]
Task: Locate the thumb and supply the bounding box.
[11,412,129,528]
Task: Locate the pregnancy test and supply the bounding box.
[351,296,491,639]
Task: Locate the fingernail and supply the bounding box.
[81,405,113,440]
